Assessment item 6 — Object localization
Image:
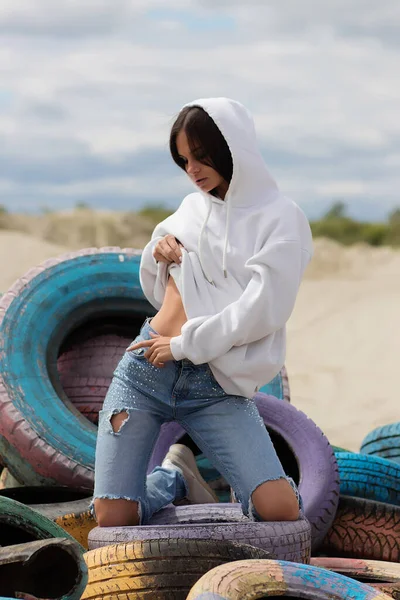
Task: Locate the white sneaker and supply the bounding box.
[161,444,219,504]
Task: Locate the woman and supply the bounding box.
[92,97,313,527]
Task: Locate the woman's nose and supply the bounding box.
[187,160,200,175]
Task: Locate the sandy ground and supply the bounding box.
[1,231,399,452]
[286,239,400,451]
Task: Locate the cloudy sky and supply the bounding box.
[1,0,399,220]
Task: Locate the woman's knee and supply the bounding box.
[94,497,140,527]
[250,478,300,522]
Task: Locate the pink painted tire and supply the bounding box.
[0,247,164,488]
[57,334,132,425]
[187,559,392,599]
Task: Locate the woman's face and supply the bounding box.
[176,129,229,200]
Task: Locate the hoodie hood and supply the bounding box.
[182,97,279,284]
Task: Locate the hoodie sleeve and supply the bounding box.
[170,239,312,363]
[139,194,193,310]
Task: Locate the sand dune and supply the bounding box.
[1,229,398,452]
[287,241,400,450]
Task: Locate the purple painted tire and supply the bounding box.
[149,393,340,552]
[88,503,311,564]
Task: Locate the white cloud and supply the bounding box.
[0,2,399,219]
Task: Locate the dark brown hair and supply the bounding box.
[169,105,233,197]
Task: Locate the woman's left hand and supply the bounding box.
[126,332,174,368]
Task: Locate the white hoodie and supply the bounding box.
[139,97,313,398]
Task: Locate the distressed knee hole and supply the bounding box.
[110,410,129,434]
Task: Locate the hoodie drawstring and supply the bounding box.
[198,196,230,285]
[222,197,231,279]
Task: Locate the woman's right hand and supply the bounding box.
[153,234,183,265]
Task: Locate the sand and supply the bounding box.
[1,230,399,452]
[286,239,400,451]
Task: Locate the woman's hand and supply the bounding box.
[126,332,174,368]
[153,234,183,265]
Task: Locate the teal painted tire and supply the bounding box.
[335,451,400,506]
[0,247,153,488]
[361,422,400,464]
[259,364,290,401]
[0,495,84,551]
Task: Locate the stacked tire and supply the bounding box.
[0,247,397,599]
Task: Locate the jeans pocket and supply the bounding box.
[131,348,147,359]
[126,336,147,359]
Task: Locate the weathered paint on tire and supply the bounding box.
[310,557,400,591]
[57,333,132,425]
[335,451,400,506]
[0,495,84,551]
[0,537,87,600]
[82,538,271,600]
[0,247,161,488]
[0,485,92,520]
[55,510,97,550]
[361,422,400,464]
[320,495,400,562]
[88,504,311,564]
[186,559,393,599]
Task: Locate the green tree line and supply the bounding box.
[137,200,400,247]
[310,201,400,247]
[1,200,399,247]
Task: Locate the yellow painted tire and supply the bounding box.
[187,559,393,599]
[55,509,97,550]
[82,538,272,599]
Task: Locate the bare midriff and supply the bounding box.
[149,274,188,338]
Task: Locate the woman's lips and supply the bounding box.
[196,177,207,184]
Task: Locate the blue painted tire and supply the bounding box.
[335,451,400,506]
[360,422,400,464]
[187,559,391,599]
[259,364,291,401]
[0,247,159,488]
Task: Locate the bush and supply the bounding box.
[310,202,400,247]
[137,203,174,225]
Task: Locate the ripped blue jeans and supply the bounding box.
[92,317,301,524]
